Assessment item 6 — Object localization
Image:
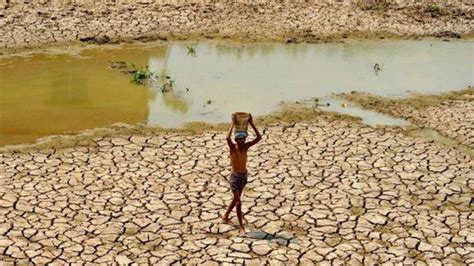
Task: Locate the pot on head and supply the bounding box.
[233,112,250,134]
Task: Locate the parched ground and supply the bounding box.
[0,1,472,49]
[404,101,474,148]
[0,115,472,264]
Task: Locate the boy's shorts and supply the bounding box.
[229,172,248,192]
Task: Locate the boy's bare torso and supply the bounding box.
[230,145,248,174]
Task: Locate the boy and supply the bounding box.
[222,113,262,235]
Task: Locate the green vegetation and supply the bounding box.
[372,2,388,12]
[131,68,156,85]
[363,1,391,12]
[311,97,330,107]
[186,44,197,56]
[109,61,158,85]
[426,4,444,16]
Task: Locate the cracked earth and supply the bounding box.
[392,100,473,148]
[1,110,473,264]
[0,1,472,49]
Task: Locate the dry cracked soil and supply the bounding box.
[0,1,472,49]
[0,99,473,264]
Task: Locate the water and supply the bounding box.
[0,40,473,146]
[319,98,409,127]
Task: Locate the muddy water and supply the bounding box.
[0,40,473,146]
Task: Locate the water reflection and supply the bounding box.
[144,40,472,129]
[162,92,190,113]
[49,71,89,105]
[0,40,472,146]
[0,52,151,146]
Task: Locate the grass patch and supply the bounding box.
[362,1,392,12]
[425,4,445,16]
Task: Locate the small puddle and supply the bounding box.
[408,128,474,157]
[0,39,472,146]
[318,98,409,127]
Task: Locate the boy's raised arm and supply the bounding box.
[226,114,235,148]
[247,114,262,147]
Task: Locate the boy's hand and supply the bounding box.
[246,113,261,147]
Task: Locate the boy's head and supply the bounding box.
[234,132,247,146]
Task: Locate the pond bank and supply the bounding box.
[0,103,363,152]
[337,87,474,148]
[0,1,472,49]
[1,88,472,154]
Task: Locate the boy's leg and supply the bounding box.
[223,174,238,222]
[236,176,248,235]
[235,191,245,235]
[222,190,239,223]
[239,187,249,224]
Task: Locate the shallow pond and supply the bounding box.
[0,40,473,146]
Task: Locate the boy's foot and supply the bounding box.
[222,216,232,224]
[239,228,246,236]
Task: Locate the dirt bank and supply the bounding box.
[2,87,473,153]
[0,102,364,153]
[0,1,472,49]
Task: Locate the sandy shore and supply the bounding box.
[0,90,472,264]
[0,1,472,49]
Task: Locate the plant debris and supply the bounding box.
[109,60,158,85]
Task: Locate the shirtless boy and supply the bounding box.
[222,113,262,235]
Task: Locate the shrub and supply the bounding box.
[426,4,444,16]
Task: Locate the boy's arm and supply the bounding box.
[226,114,235,149]
[246,114,262,148]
